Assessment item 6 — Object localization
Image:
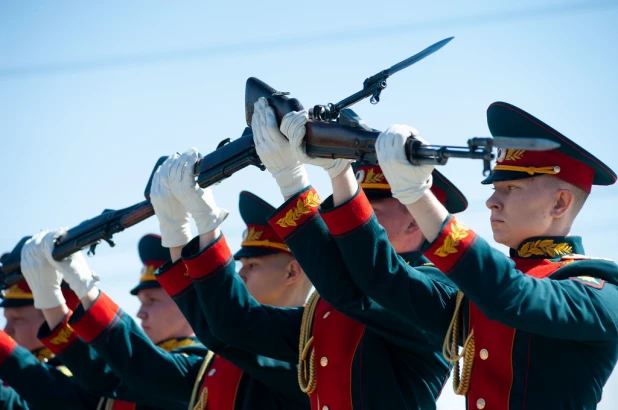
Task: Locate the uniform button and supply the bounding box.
[479,349,489,360]
[320,357,328,367]
[208,368,216,376]
[322,311,331,319]
[322,407,329,410]
[476,398,486,409]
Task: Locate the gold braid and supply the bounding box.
[298,290,320,394]
[442,290,475,396]
[189,350,216,410]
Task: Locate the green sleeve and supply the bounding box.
[68,291,206,409]
[424,216,618,341]
[316,188,459,339]
[181,235,303,364]
[268,186,454,347]
[156,259,308,404]
[0,345,99,410]
[0,384,29,410]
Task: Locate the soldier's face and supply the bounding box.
[369,197,417,253]
[136,288,192,344]
[3,306,45,352]
[486,177,563,248]
[238,253,295,306]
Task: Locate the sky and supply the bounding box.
[1,1,617,408]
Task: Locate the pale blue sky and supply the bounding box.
[1,1,617,408]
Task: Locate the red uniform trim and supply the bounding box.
[309,300,366,410]
[0,331,18,365]
[184,236,233,281]
[321,189,374,237]
[71,292,121,343]
[424,217,477,274]
[268,188,321,240]
[111,400,136,410]
[466,303,516,410]
[200,355,244,409]
[466,255,567,408]
[156,260,192,297]
[40,312,78,354]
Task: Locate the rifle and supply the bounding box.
[245,37,558,174]
[0,128,263,289]
[0,38,454,289]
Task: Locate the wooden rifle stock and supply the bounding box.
[245,77,382,165]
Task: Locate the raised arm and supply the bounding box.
[424,216,618,340]
[156,257,308,406]
[149,149,303,363]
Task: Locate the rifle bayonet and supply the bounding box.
[310,37,454,121]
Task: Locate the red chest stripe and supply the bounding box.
[310,300,366,410]
[466,258,564,409]
[467,303,516,410]
[111,400,136,410]
[200,355,244,410]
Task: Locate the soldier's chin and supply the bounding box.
[491,229,509,247]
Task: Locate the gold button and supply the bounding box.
[479,349,489,360]
[322,311,331,319]
[477,398,486,409]
[320,357,328,367]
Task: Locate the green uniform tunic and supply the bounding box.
[0,384,30,410]
[37,292,206,410]
[0,330,100,409]
[155,257,310,410]
[323,187,618,409]
[181,186,457,410]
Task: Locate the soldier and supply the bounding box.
[0,251,100,409]
[156,98,467,409]
[148,154,312,409]
[21,232,206,410]
[330,101,618,409]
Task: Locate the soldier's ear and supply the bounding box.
[551,188,575,219]
[405,218,420,235]
[285,259,304,286]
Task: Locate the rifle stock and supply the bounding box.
[245,77,382,165]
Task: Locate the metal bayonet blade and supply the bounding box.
[492,137,560,151]
[386,37,454,76]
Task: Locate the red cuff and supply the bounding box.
[71,292,121,343]
[321,189,373,236]
[184,236,233,281]
[424,216,477,274]
[268,188,321,240]
[157,260,192,297]
[40,312,79,354]
[0,331,18,365]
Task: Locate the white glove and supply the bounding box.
[281,110,351,179]
[150,154,193,247]
[48,229,99,299]
[252,97,310,196]
[376,124,434,205]
[167,148,229,235]
[20,230,66,309]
